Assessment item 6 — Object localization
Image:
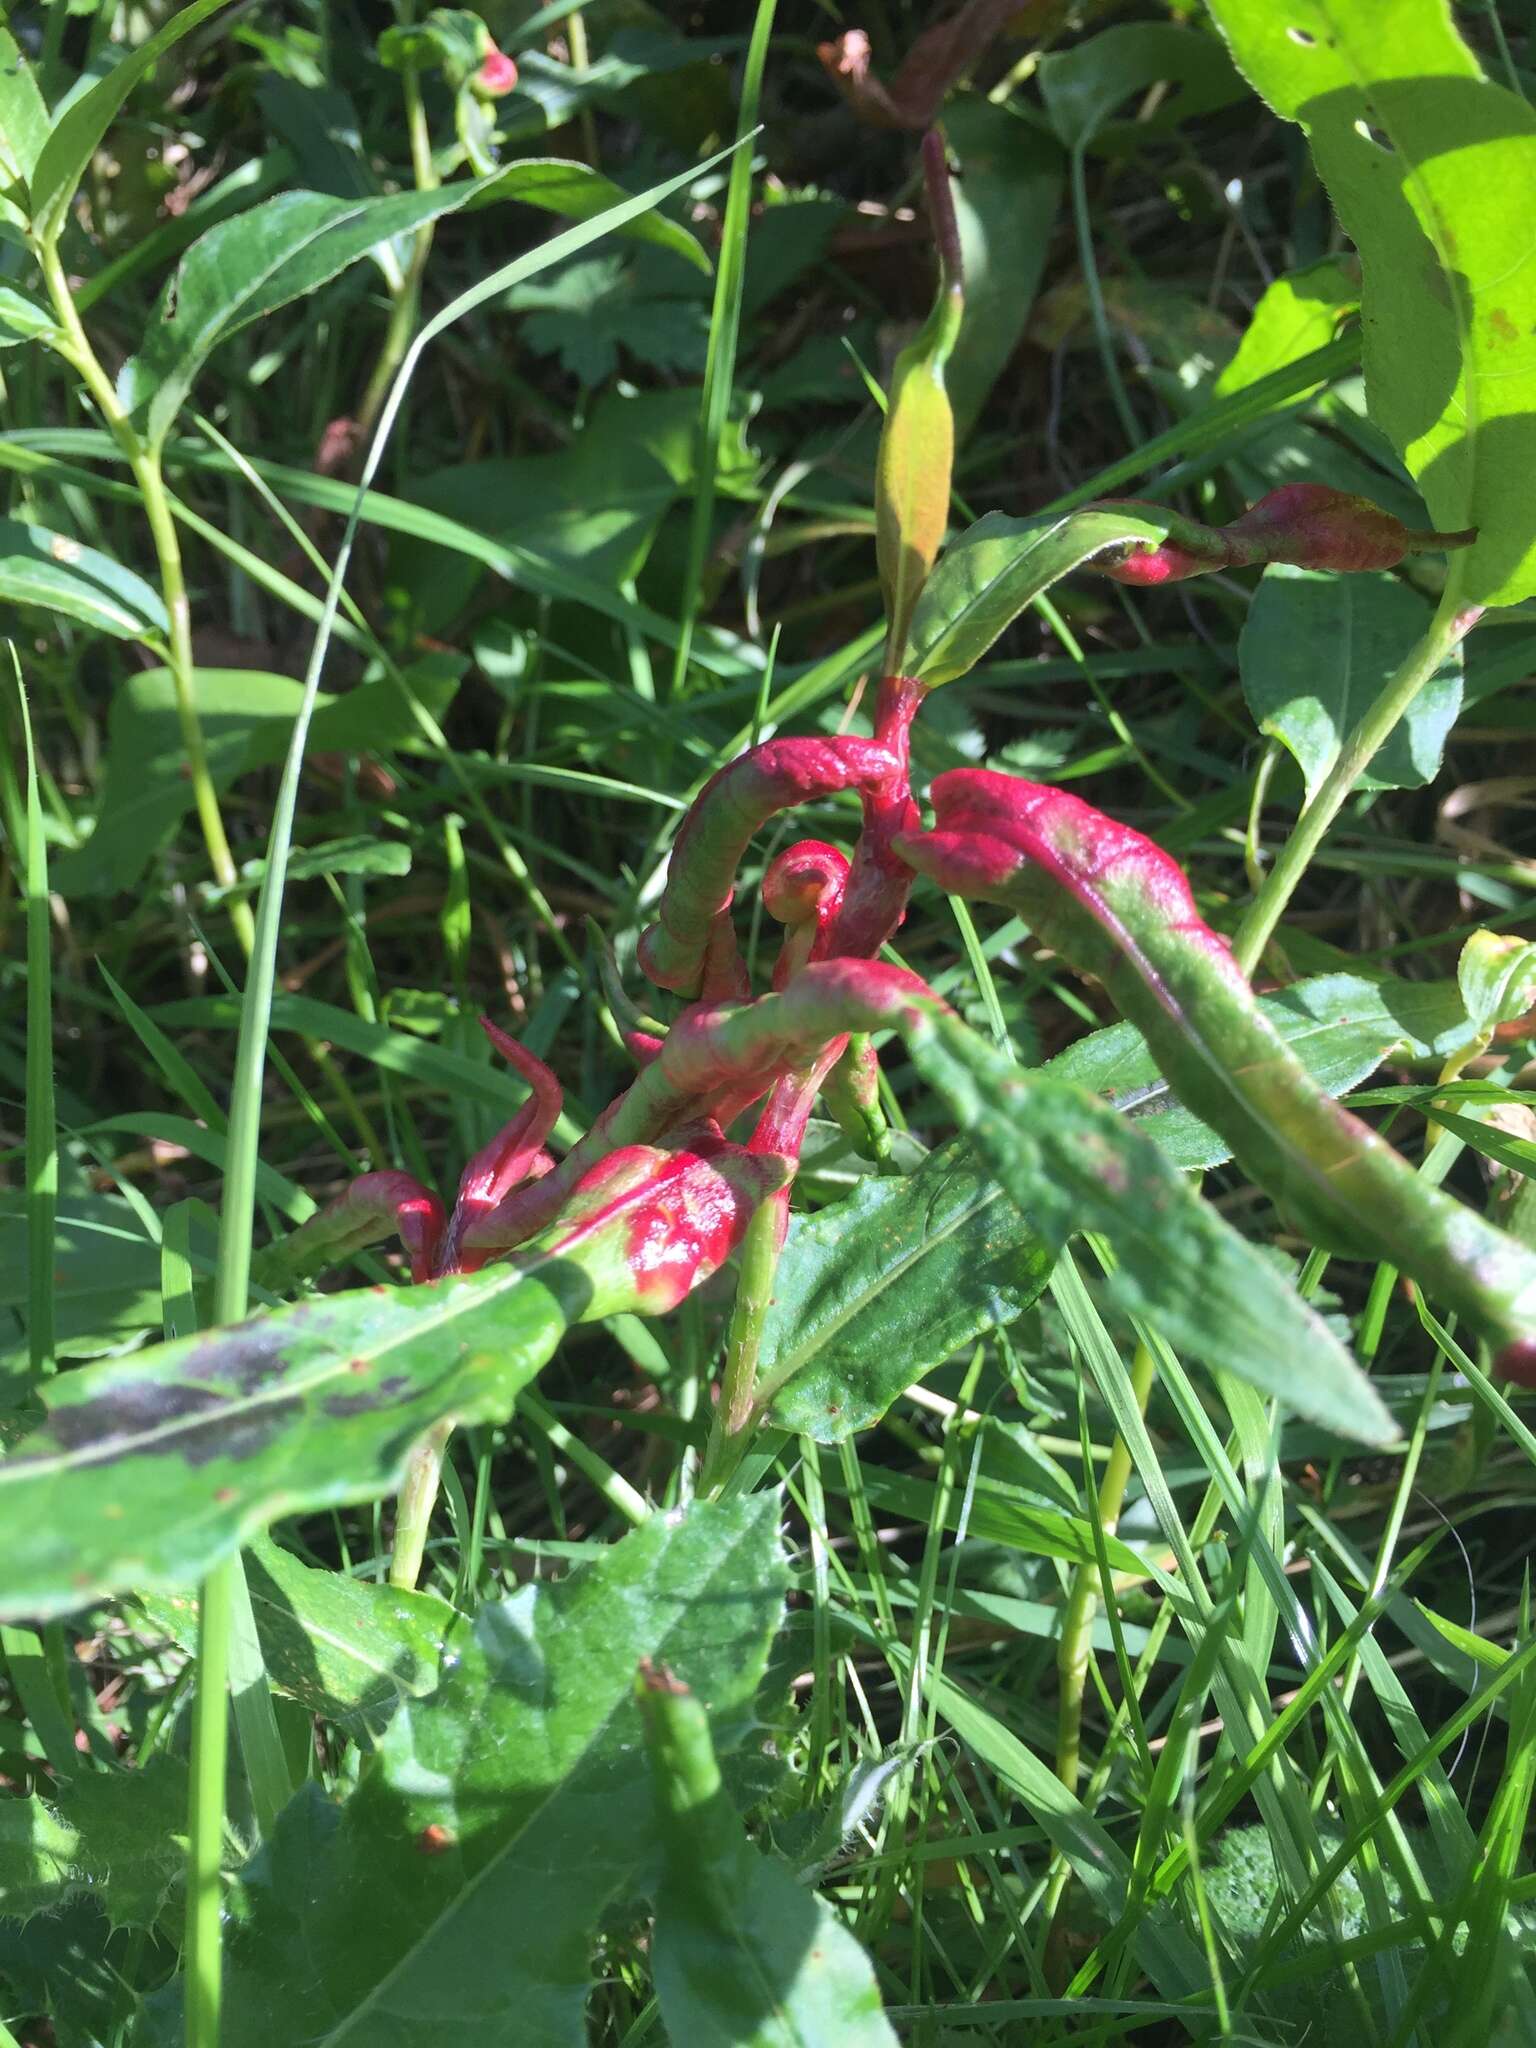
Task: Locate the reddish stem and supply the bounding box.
[828,675,926,960]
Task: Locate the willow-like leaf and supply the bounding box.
[897,769,1536,1370]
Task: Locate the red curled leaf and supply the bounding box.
[461,961,943,1258]
[1097,484,1476,586]
[437,1021,564,1275]
[472,46,518,99]
[639,737,900,996]
[544,1125,791,1316]
[828,674,926,960]
[253,1170,446,1290]
[764,840,849,988]
[895,767,1536,1360]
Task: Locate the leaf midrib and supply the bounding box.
[760,1162,1005,1398]
[320,1516,769,2045]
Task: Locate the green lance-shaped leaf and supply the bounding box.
[896,770,1536,1370]
[0,1139,779,1620]
[640,1663,898,2048]
[120,182,500,450]
[1203,0,1536,606]
[903,507,1166,688]
[875,130,964,671]
[140,1502,788,2048]
[0,519,169,640]
[759,1136,1051,1440]
[903,1010,1395,1445]
[467,159,712,276]
[584,959,1393,1442]
[0,25,47,231]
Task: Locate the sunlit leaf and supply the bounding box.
[1205,0,1536,605]
[906,1008,1396,1443]
[642,1669,896,2047]
[1241,566,1464,797]
[0,1259,578,1620]
[759,1137,1051,1440]
[905,510,1164,688]
[141,1501,787,2047]
[0,519,167,640]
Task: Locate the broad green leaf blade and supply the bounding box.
[0,1754,187,1930]
[643,1677,896,2048]
[28,0,232,242]
[1241,566,1464,798]
[0,1258,582,1621]
[0,519,168,639]
[1047,970,1477,1170]
[907,1009,1396,1444]
[472,157,711,273]
[141,1501,788,2048]
[1214,257,1358,399]
[122,183,494,448]
[1038,22,1243,152]
[902,771,1536,1362]
[133,1536,454,1743]
[759,1137,1051,1440]
[1203,0,1536,606]
[905,509,1165,688]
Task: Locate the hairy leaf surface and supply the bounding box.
[141,1502,787,2048]
[907,1009,1395,1443]
[759,1137,1051,1440]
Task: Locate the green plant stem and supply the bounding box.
[1233,567,1478,977]
[0,672,58,1376]
[1069,144,1140,449]
[1054,1339,1156,1793]
[565,10,599,166]
[184,1556,234,2048]
[391,1416,455,1589]
[358,66,439,436]
[668,0,777,697]
[34,240,254,955]
[699,1190,784,1496]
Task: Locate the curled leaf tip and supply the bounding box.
[471,45,518,99]
[1096,484,1481,587]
